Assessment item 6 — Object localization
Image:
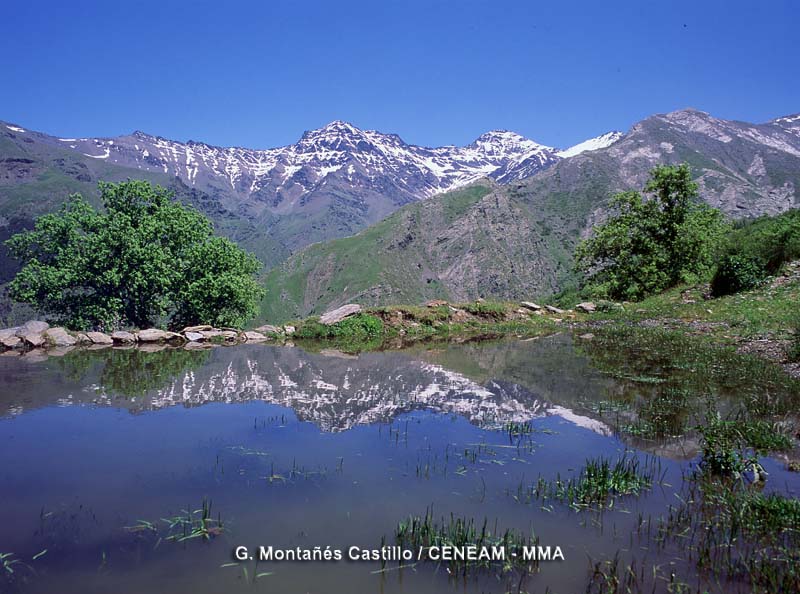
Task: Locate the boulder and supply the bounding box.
[200,329,224,339]
[184,331,205,342]
[243,331,267,342]
[183,325,213,333]
[45,327,77,347]
[575,302,597,313]
[15,320,49,337]
[21,332,46,348]
[75,333,92,344]
[578,333,595,340]
[255,324,282,335]
[111,331,137,344]
[283,325,296,336]
[86,331,113,345]
[0,327,21,340]
[545,305,564,314]
[137,328,183,343]
[520,301,542,311]
[319,304,361,325]
[0,335,22,349]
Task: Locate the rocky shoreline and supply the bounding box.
[0,319,302,357]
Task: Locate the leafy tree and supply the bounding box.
[575,164,729,300]
[6,180,264,330]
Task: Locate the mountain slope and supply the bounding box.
[260,108,800,322]
[0,120,565,265]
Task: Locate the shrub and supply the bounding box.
[711,208,800,297]
[710,254,766,297]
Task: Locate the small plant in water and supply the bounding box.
[125,498,224,543]
[528,455,659,509]
[393,509,541,579]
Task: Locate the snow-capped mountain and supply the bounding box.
[53,120,563,202]
[557,131,623,158]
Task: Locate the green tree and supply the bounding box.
[5,180,264,330]
[575,164,729,301]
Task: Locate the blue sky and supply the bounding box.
[2,0,798,149]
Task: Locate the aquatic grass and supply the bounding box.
[655,475,800,592]
[1,553,23,575]
[124,498,224,544]
[393,508,540,578]
[527,455,660,509]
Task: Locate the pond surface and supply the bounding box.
[1,332,798,593]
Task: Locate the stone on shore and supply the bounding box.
[575,302,597,313]
[184,331,205,342]
[243,331,267,342]
[0,334,22,348]
[283,325,296,336]
[183,325,213,333]
[545,305,564,314]
[45,327,77,346]
[111,331,137,344]
[137,328,183,343]
[15,320,49,337]
[319,304,361,325]
[21,332,46,348]
[255,324,282,335]
[520,301,542,311]
[86,331,113,345]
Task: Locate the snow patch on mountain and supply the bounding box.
[557,131,623,158]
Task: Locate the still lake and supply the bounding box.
[1,332,798,593]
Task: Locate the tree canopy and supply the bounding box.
[6,180,264,330]
[575,164,729,301]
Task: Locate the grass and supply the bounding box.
[656,475,800,592]
[591,274,800,343]
[287,301,560,352]
[392,509,541,578]
[124,498,224,544]
[525,455,659,510]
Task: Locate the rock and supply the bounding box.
[15,320,49,336]
[319,304,361,325]
[86,331,113,345]
[578,333,595,340]
[184,331,205,342]
[283,325,296,336]
[244,331,267,342]
[425,299,448,307]
[21,332,46,348]
[255,324,282,335]
[111,331,137,344]
[575,302,596,313]
[45,327,77,346]
[545,305,564,314]
[199,330,223,339]
[1,334,23,348]
[75,333,92,344]
[183,325,213,333]
[520,301,542,311]
[137,328,183,343]
[0,327,21,341]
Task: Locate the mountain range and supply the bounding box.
[1,108,799,324]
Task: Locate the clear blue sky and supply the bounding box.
[2,0,798,149]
